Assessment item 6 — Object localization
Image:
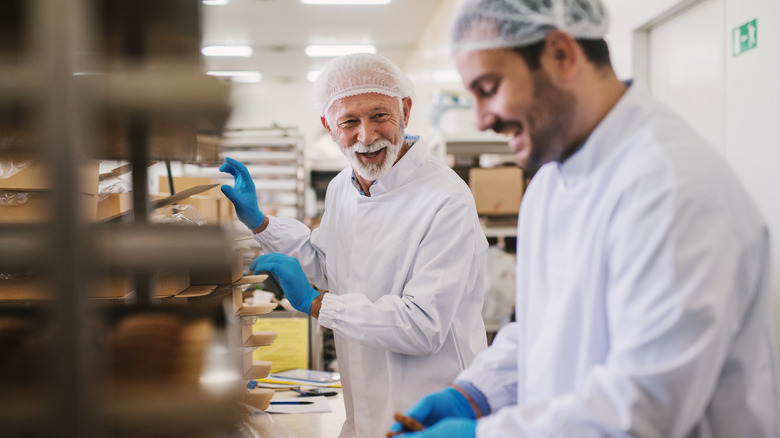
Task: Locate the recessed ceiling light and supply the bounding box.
[305,44,376,57]
[201,45,253,57]
[301,0,390,4]
[207,71,262,83]
[203,0,229,5]
[307,70,321,82]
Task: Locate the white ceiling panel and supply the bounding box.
[201,0,446,82]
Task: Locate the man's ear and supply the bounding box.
[321,117,337,142]
[402,97,412,126]
[541,30,580,82]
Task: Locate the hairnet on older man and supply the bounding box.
[312,52,415,116]
[451,0,609,53]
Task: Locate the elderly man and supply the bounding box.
[391,1,780,437]
[220,53,488,437]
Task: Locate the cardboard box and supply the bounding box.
[190,249,243,286]
[469,167,524,215]
[100,117,199,161]
[149,193,219,225]
[0,278,49,300]
[157,176,233,224]
[158,176,223,198]
[0,269,189,300]
[94,270,191,299]
[97,192,133,221]
[218,197,235,224]
[99,184,217,223]
[182,195,219,225]
[0,191,97,223]
[0,155,100,194]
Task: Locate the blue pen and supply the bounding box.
[270,400,314,405]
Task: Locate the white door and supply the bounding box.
[647,0,726,154]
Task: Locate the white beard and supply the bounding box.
[341,135,402,181]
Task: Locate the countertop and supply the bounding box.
[246,390,346,438]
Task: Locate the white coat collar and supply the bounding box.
[364,135,428,197]
[555,80,652,187]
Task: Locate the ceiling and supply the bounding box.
[200,0,448,83]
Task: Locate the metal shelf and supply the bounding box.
[185,127,307,222]
[0,0,242,436]
[442,132,513,156]
[441,133,519,239]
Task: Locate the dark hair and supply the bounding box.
[512,38,612,70]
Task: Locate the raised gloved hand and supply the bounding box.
[220,157,265,230]
[389,387,475,434]
[250,253,320,315]
[395,418,476,438]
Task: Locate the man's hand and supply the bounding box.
[250,253,320,315]
[219,157,265,230]
[393,418,476,438]
[388,387,475,435]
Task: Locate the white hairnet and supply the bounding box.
[451,0,609,53]
[313,53,415,116]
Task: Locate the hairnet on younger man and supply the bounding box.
[313,52,415,116]
[451,0,609,53]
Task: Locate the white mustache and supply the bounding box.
[350,138,393,153]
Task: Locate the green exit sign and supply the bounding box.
[733,18,758,57]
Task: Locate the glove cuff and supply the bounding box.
[251,216,270,234]
[240,209,265,230]
[453,381,490,418]
[300,287,320,316]
[443,386,477,420]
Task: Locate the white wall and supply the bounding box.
[403,0,465,138]
[601,0,685,79]
[224,81,323,145]
[721,0,780,343]
[624,0,780,345]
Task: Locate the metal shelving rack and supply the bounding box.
[186,126,307,223]
[433,131,520,239]
[180,126,326,373]
[0,1,240,437]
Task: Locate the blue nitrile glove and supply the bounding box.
[220,157,265,230]
[250,253,320,315]
[397,418,476,438]
[389,387,475,434]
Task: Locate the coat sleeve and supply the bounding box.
[476,174,768,437]
[253,216,330,290]
[318,198,487,356]
[456,322,520,411]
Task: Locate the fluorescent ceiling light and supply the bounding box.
[207,71,262,83]
[301,0,390,4]
[203,0,230,5]
[305,44,376,57]
[307,70,321,82]
[201,45,252,57]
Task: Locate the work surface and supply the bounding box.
[260,391,346,438]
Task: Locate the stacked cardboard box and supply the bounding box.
[156,176,234,226]
[0,155,100,223]
[468,167,524,216]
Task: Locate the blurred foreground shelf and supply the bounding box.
[0,1,244,437]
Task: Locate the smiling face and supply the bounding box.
[454,46,578,170]
[323,93,410,182]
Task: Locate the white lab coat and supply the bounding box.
[255,138,489,437]
[457,82,780,437]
